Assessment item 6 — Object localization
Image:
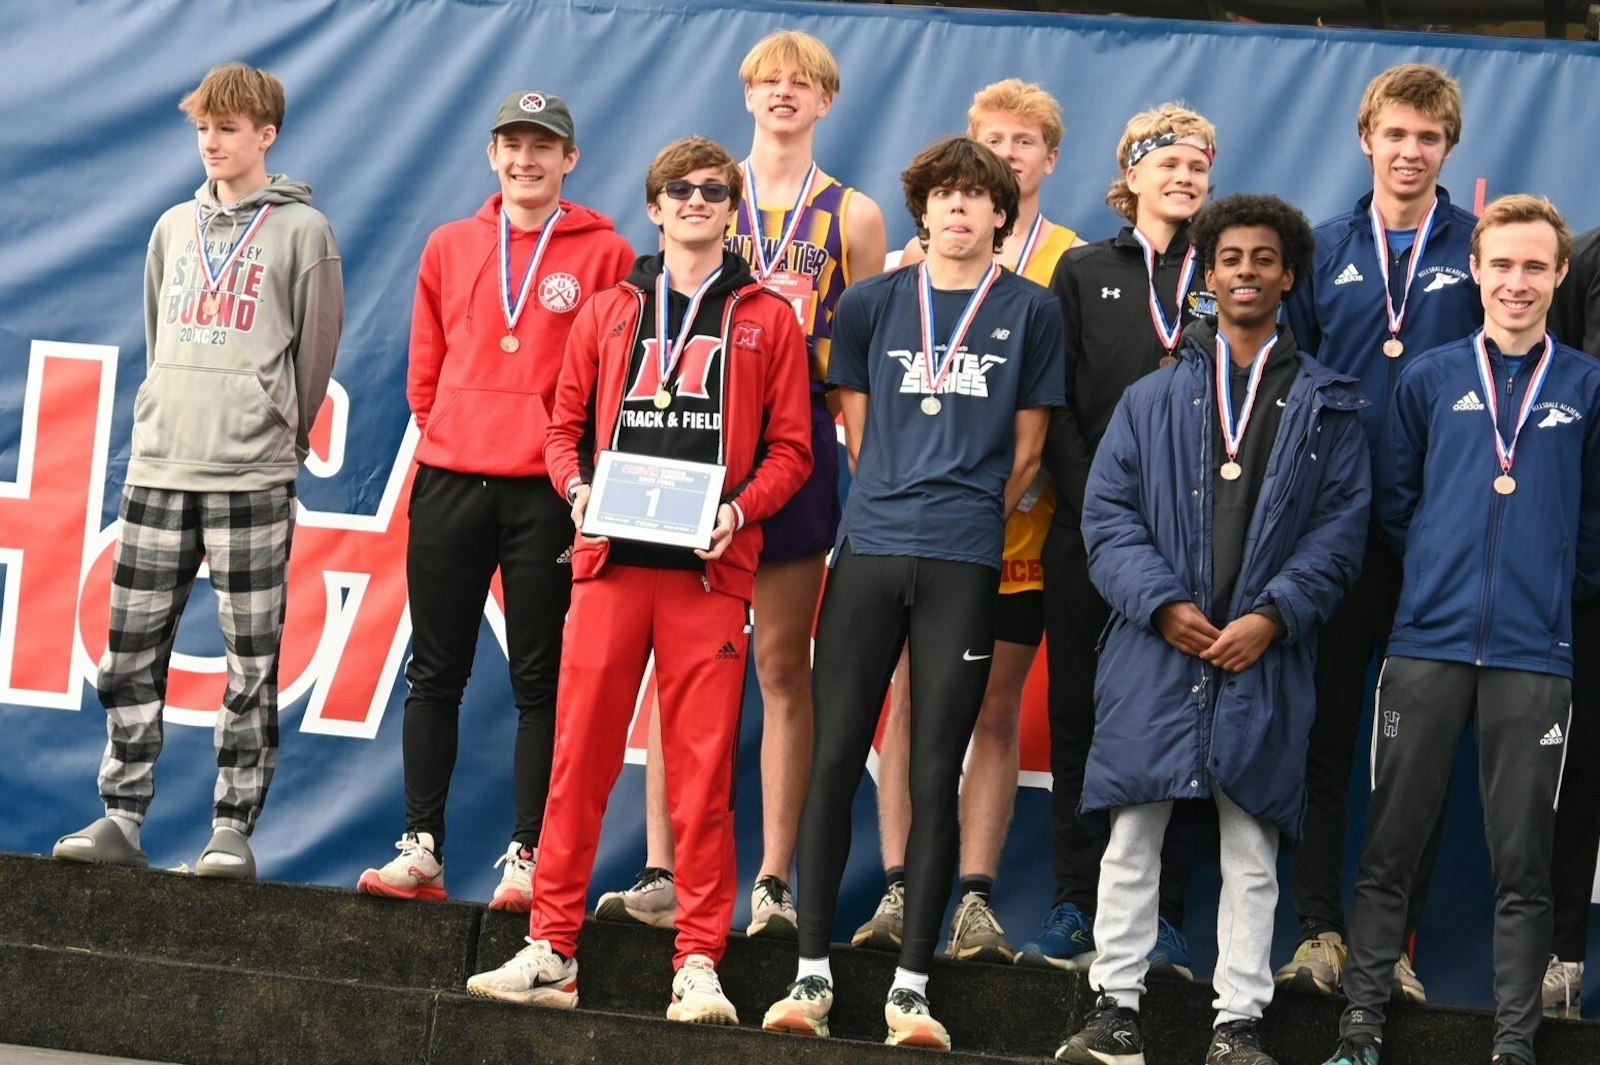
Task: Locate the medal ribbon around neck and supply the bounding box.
[740,161,820,282]
[1012,214,1049,277]
[654,264,725,395]
[500,206,564,336]
[1215,333,1277,467]
[194,203,273,298]
[1131,229,1196,354]
[1473,329,1554,478]
[1367,197,1438,341]
[917,261,1001,398]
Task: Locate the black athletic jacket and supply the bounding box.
[1044,222,1213,529]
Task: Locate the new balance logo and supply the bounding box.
[1541,724,1565,747]
[1101,287,1121,299]
[1334,263,1364,285]
[1453,390,1486,412]
[716,642,741,661]
[990,327,1011,340]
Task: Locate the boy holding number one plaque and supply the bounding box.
[466,136,810,1024]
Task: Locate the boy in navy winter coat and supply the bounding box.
[1058,195,1370,1065]
[1321,197,1600,1065]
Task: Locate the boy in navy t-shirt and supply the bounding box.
[762,135,1064,1051]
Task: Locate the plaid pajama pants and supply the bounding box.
[96,484,295,834]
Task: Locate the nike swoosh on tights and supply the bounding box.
[962,650,992,661]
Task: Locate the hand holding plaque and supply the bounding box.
[579,450,727,550]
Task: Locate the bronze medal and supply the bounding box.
[203,295,220,317]
[654,389,672,410]
[1383,337,1404,359]
[500,335,520,354]
[1493,474,1517,495]
[1220,460,1243,481]
[920,395,942,416]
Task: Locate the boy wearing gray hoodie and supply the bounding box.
[52,61,343,878]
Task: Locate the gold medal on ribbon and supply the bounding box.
[1383,337,1404,358]
[1220,461,1243,481]
[654,390,672,410]
[1494,474,1517,495]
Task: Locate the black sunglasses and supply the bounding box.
[662,180,733,203]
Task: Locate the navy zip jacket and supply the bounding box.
[1285,187,1480,486]
[1080,323,1370,842]
[1381,331,1600,678]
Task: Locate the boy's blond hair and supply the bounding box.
[1357,64,1462,151]
[739,30,841,97]
[967,79,1064,152]
[1472,194,1572,267]
[1106,102,1217,224]
[179,62,285,130]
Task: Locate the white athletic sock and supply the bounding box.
[415,830,438,858]
[109,815,141,848]
[890,967,928,997]
[795,956,832,986]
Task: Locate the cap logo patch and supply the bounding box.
[519,93,546,113]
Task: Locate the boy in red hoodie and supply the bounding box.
[466,136,811,1021]
[356,91,632,910]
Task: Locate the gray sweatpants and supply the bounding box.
[1341,656,1571,1062]
[1090,785,1280,1024]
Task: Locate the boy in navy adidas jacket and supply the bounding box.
[1321,196,1600,1065]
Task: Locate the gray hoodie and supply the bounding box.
[133,175,343,490]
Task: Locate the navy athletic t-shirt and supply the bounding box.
[827,265,1066,569]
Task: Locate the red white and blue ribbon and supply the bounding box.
[1215,333,1277,464]
[1368,197,1438,340]
[1012,214,1050,277]
[654,264,724,390]
[1132,228,1196,354]
[500,206,563,334]
[1474,328,1554,476]
[917,261,1001,396]
[194,203,273,297]
[740,160,820,282]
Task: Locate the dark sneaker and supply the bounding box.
[1148,916,1193,980]
[1318,1033,1381,1065]
[1491,1055,1533,1065]
[1017,901,1096,971]
[883,987,951,1050]
[851,882,904,952]
[1207,1019,1277,1065]
[1055,993,1144,1065]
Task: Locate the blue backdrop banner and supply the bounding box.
[2,0,1597,1014]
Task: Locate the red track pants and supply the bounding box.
[528,564,748,967]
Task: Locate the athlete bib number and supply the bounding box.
[764,270,816,333]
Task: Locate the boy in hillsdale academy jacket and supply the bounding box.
[53,62,343,878]
[1060,194,1369,1065]
[1321,196,1600,1065]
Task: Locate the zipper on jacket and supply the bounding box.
[1474,491,1506,665]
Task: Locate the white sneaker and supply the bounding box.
[1543,955,1584,1019]
[356,831,445,901]
[667,954,738,1024]
[595,866,677,928]
[466,937,578,1008]
[488,841,535,913]
[746,875,797,938]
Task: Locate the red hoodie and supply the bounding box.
[408,195,634,477]
[545,253,813,602]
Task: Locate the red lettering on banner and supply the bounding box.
[0,343,115,707]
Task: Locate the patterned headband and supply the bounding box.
[1125,132,1215,169]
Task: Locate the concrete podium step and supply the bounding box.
[3,852,1596,1064]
